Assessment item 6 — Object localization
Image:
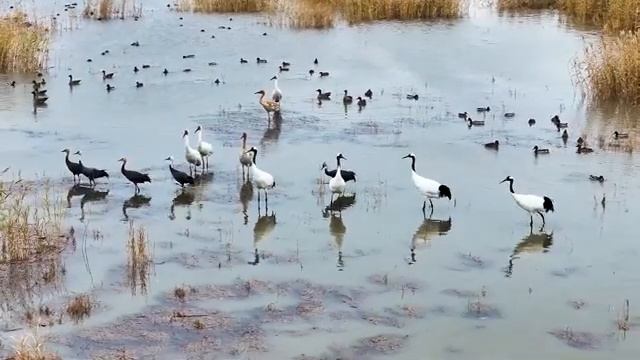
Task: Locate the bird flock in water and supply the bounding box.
[6,29,631,231]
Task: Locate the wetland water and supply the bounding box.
[1,2,639,359]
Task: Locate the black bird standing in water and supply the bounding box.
[118,157,151,193]
[165,156,194,187]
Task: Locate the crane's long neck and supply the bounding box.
[508,179,515,194]
[120,161,126,173]
[65,152,70,163]
[324,167,331,177]
[184,135,190,148]
[197,131,202,144]
[410,157,416,172]
[336,156,342,169]
[242,137,247,150]
[252,150,258,166]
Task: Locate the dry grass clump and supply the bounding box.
[577,31,640,105]
[285,0,336,29]
[0,179,65,263]
[8,332,59,360]
[84,0,142,20]
[0,12,48,72]
[617,299,631,331]
[178,0,276,12]
[126,221,152,295]
[497,0,557,11]
[174,286,187,301]
[561,0,640,32]
[66,294,93,322]
[335,0,461,23]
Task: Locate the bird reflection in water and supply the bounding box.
[239,179,254,225]
[324,193,356,213]
[261,111,282,147]
[409,216,452,264]
[504,229,553,277]
[169,189,195,220]
[323,194,355,270]
[79,188,109,222]
[67,184,92,208]
[194,171,214,186]
[122,194,151,221]
[249,210,276,266]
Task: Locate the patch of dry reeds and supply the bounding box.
[0,12,48,72]
[8,331,59,360]
[66,294,93,322]
[497,0,557,11]
[178,0,276,13]
[126,221,152,295]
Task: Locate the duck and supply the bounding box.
[533,145,550,155]
[142,64,151,69]
[62,149,83,182]
[357,97,366,107]
[102,70,114,80]
[118,157,151,193]
[406,94,419,100]
[342,90,353,104]
[555,122,568,131]
[364,89,373,99]
[278,65,289,72]
[240,58,248,64]
[68,75,81,86]
[589,175,605,183]
[319,71,329,77]
[40,78,46,85]
[309,69,314,77]
[458,112,468,119]
[162,68,169,75]
[182,130,203,172]
[477,106,490,112]
[484,140,499,150]
[281,61,290,67]
[255,90,280,120]
[208,62,217,66]
[467,118,484,127]
[106,84,115,92]
[131,41,140,47]
[182,54,195,59]
[551,115,560,124]
[576,137,584,146]
[504,112,515,118]
[134,66,139,73]
[256,57,267,64]
[245,147,275,207]
[314,58,319,65]
[194,125,213,169]
[316,89,331,100]
[31,91,48,105]
[136,81,144,88]
[576,144,593,154]
[528,118,536,126]
[329,153,347,203]
[270,75,282,102]
[321,161,356,183]
[613,131,629,139]
[182,68,192,72]
[239,132,253,176]
[562,130,569,142]
[165,156,194,187]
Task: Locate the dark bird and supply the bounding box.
[165,156,194,187]
[214,78,221,85]
[9,80,15,87]
[309,69,314,76]
[182,68,191,72]
[279,65,289,72]
[106,84,115,92]
[551,115,560,124]
[162,68,169,75]
[321,162,356,183]
[256,57,267,64]
[477,106,490,112]
[458,112,468,119]
[406,94,419,100]
[319,71,329,77]
[40,78,46,85]
[467,118,484,127]
[576,144,593,154]
[555,121,568,131]
[62,149,83,182]
[78,160,109,186]
[613,131,629,139]
[240,58,248,64]
[533,145,550,155]
[504,112,515,118]
[314,58,318,65]
[282,61,290,67]
[182,54,195,59]
[357,97,367,107]
[134,66,139,73]
[576,136,584,146]
[31,91,48,104]
[364,89,373,99]
[87,58,92,62]
[68,75,81,86]
[142,64,150,69]
[316,89,331,100]
[589,175,605,183]
[208,62,217,66]
[200,29,205,32]
[136,81,144,88]
[484,140,499,150]
[562,129,569,142]
[528,118,536,126]
[342,90,353,104]
[102,70,114,80]
[131,41,140,47]
[118,157,151,193]
[262,32,267,36]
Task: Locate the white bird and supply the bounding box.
[194,125,213,170]
[500,176,554,228]
[270,75,282,102]
[329,153,347,203]
[239,132,253,177]
[182,130,202,174]
[402,153,452,216]
[245,146,275,209]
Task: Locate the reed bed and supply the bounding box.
[126,221,152,295]
[66,294,93,322]
[497,0,557,11]
[84,0,142,20]
[577,31,640,105]
[0,12,48,73]
[8,332,59,360]
[562,0,640,33]
[178,0,277,12]
[335,0,461,23]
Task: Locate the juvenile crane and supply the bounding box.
[118,157,151,193]
[500,176,554,228]
[165,156,194,187]
[255,90,280,121]
[270,75,282,102]
[62,149,83,182]
[183,130,203,173]
[239,132,253,176]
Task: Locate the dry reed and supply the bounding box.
[126,221,152,295]
[0,12,48,72]
[66,294,93,322]
[335,0,461,23]
[576,31,640,105]
[8,331,59,360]
[84,0,141,20]
[497,0,557,11]
[561,0,640,32]
[178,0,276,12]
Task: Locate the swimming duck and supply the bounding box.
[343,90,353,104]
[319,71,329,77]
[142,64,150,69]
[406,94,419,100]
[458,112,468,119]
[528,118,536,126]
[576,136,584,146]
[255,90,280,120]
[102,70,114,80]
[467,118,484,127]
[240,58,248,64]
[68,75,81,86]
[134,66,139,73]
[182,68,191,72]
[314,58,318,65]
[282,61,290,67]
[484,140,499,150]
[357,97,367,107]
[551,115,560,124]
[136,81,143,88]
[278,65,289,72]
[477,106,490,112]
[533,145,549,155]
[9,81,15,87]
[576,144,593,154]
[562,130,569,142]
[316,89,331,100]
[106,84,115,92]
[589,175,605,183]
[208,62,218,66]
[256,57,267,64]
[31,91,48,105]
[364,89,373,99]
[131,41,140,47]
[309,69,315,77]
[504,112,515,118]
[182,54,195,59]
[162,68,169,75]
[613,131,629,139]
[214,78,221,85]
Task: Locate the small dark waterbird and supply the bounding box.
[165,156,194,187]
[102,70,114,79]
[406,94,419,100]
[528,118,536,126]
[485,140,499,150]
[106,84,115,92]
[467,118,484,127]
[589,175,605,183]
[458,112,468,119]
[118,157,151,193]
[342,90,353,104]
[533,145,549,155]
[364,89,373,99]
[576,144,593,154]
[357,97,366,107]
[316,89,331,100]
[319,71,329,77]
[136,81,143,88]
[477,106,490,112]
[68,75,81,86]
[504,112,515,118]
[613,131,629,139]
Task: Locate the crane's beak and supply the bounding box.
[499,178,508,184]
[270,76,276,80]
[401,155,410,159]
[254,91,261,94]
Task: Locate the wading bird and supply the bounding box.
[328,154,348,204]
[402,153,452,216]
[76,154,109,186]
[194,125,213,170]
[321,162,356,183]
[245,147,275,209]
[68,75,81,86]
[62,149,83,182]
[118,157,151,193]
[183,130,203,174]
[239,132,253,177]
[255,90,280,121]
[500,176,554,228]
[533,145,550,155]
[165,156,194,187]
[270,75,282,102]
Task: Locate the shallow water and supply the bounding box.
[0,2,639,359]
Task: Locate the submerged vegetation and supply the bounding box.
[180,0,462,28]
[0,12,48,72]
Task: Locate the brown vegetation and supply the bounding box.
[84,0,142,20]
[577,31,640,105]
[497,0,556,10]
[178,0,275,12]
[174,286,187,301]
[66,294,93,322]
[126,221,152,295]
[0,12,48,73]
[7,332,59,360]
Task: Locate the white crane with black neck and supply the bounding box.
[402,153,452,217]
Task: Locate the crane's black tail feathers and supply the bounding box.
[543,196,554,212]
[439,185,452,200]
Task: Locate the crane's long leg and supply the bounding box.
[265,190,269,212]
[537,211,545,227]
[429,199,434,209]
[422,201,426,217]
[529,215,533,228]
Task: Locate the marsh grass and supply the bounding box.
[335,0,461,23]
[84,0,142,20]
[497,0,557,11]
[0,12,48,72]
[617,299,631,332]
[126,221,152,295]
[576,32,640,105]
[9,331,59,360]
[178,0,276,12]
[66,294,93,322]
